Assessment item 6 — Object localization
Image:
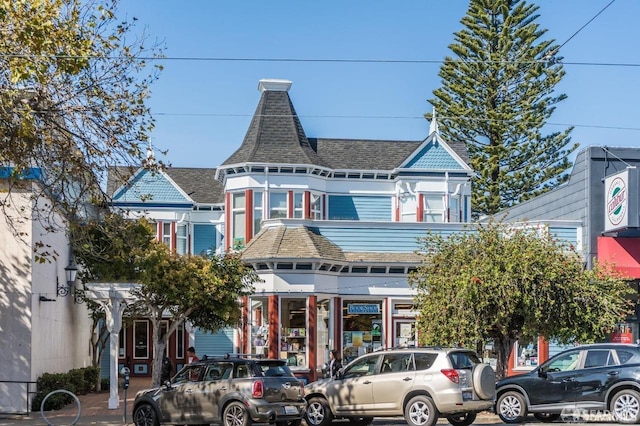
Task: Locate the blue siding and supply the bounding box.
[317,226,460,252]
[196,328,235,358]
[405,141,464,170]
[194,224,218,256]
[328,195,392,221]
[113,169,190,203]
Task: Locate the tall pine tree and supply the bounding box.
[429,0,578,216]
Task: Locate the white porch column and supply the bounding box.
[86,283,138,410]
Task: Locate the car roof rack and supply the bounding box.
[224,353,265,359]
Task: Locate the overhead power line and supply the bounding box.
[554,0,617,53]
[153,112,640,132]
[1,53,640,68]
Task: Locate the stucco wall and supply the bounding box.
[0,184,92,413]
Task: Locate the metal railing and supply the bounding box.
[0,380,38,415]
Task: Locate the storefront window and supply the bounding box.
[342,301,382,364]
[251,297,269,356]
[317,299,331,369]
[515,340,538,369]
[281,298,307,369]
[134,320,149,359]
[118,326,126,358]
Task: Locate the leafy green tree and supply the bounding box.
[0,0,164,241]
[428,0,578,216]
[72,213,259,387]
[409,221,633,378]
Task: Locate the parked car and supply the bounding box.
[304,347,496,426]
[132,355,306,426]
[495,343,640,424]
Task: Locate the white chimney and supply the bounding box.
[258,79,292,92]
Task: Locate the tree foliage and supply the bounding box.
[0,0,164,238]
[429,0,578,216]
[72,213,260,386]
[409,221,633,378]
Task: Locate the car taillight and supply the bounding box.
[441,369,460,384]
[252,380,264,398]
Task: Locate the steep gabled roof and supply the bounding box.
[107,166,223,206]
[400,131,471,172]
[221,80,327,167]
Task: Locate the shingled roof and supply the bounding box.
[241,226,346,261]
[222,80,327,167]
[221,79,469,172]
[107,166,224,205]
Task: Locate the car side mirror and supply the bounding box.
[538,369,547,379]
[164,380,172,388]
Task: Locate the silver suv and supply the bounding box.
[133,356,306,426]
[304,347,496,426]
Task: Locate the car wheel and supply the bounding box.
[133,403,159,426]
[223,401,252,426]
[348,416,374,426]
[497,391,527,424]
[533,413,561,422]
[611,389,640,424]
[305,397,334,426]
[446,412,477,426]
[472,364,496,400]
[405,395,439,426]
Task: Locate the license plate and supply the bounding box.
[284,405,298,415]
[462,391,473,401]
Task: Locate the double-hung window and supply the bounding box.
[269,192,287,219]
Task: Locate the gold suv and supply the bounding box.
[305,347,496,426]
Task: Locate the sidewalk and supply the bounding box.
[0,377,152,426]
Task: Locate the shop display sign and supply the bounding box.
[604,168,639,233]
[347,303,380,314]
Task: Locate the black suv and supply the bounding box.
[133,355,306,426]
[496,343,640,424]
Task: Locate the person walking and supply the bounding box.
[329,349,342,378]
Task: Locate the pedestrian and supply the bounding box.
[160,355,173,383]
[187,346,199,363]
[329,349,342,378]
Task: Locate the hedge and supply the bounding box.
[31,366,100,411]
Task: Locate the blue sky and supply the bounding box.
[116,1,640,168]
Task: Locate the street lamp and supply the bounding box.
[57,259,78,297]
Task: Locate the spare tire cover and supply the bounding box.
[472,363,496,400]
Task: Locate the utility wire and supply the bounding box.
[1,53,640,68]
[152,112,640,132]
[554,0,617,53]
